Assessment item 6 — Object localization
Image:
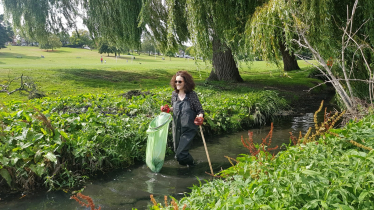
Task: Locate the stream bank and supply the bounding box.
[0,97,335,209]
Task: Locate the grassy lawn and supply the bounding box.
[1,46,321,102]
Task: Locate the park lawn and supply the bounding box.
[1,46,322,102]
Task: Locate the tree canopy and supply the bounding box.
[248,0,374,63]
[70,29,93,48]
[40,34,62,51]
[2,0,78,41]
[3,0,373,83]
[248,0,374,112]
[2,0,266,82]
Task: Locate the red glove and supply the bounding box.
[194,116,204,126]
[160,104,170,113]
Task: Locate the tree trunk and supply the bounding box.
[207,36,243,82]
[279,41,300,71]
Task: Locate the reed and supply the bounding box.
[290,100,346,144]
[349,140,373,151]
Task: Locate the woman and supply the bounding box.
[161,71,204,166]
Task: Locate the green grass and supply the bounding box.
[1,46,321,102]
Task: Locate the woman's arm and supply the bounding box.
[190,91,204,117]
[170,91,177,112]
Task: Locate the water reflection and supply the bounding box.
[0,112,322,210]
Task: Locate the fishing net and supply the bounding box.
[146,112,172,172]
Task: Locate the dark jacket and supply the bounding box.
[171,91,204,115]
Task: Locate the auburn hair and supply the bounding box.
[170,71,195,93]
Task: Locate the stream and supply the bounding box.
[0,108,330,210]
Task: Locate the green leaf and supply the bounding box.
[34,133,44,141]
[44,152,57,164]
[21,142,33,149]
[16,110,23,118]
[301,169,321,176]
[29,164,45,177]
[359,191,369,202]
[40,128,47,135]
[0,156,9,165]
[11,157,19,165]
[60,130,68,139]
[0,169,12,187]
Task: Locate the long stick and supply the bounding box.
[199,125,214,175]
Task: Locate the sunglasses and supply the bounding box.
[175,80,183,84]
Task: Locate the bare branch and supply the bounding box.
[306,78,374,92]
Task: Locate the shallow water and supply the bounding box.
[0,111,324,210]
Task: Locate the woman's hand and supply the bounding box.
[160,104,170,113]
[194,116,204,126]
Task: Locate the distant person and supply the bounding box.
[104,60,106,64]
[101,56,103,64]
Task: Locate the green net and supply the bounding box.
[146,112,172,172]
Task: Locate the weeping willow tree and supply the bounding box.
[2,0,269,82]
[248,0,374,113]
[245,1,301,71]
[139,0,189,54]
[181,0,266,82]
[1,0,79,43]
[141,0,266,82]
[83,0,143,49]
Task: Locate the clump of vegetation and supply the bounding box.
[0,87,286,193]
[170,104,374,209]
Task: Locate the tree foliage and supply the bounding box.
[40,34,62,51]
[181,0,264,61]
[2,0,78,42]
[2,0,266,82]
[83,0,143,49]
[248,0,374,63]
[70,29,93,48]
[249,0,374,112]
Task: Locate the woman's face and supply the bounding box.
[175,76,185,91]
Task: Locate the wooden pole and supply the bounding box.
[199,125,214,175]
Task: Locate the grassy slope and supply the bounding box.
[0,46,321,102]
